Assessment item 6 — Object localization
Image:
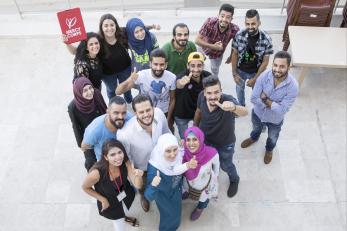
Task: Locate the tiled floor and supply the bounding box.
[0,23,345,231]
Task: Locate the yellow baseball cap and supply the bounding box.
[187,52,205,64]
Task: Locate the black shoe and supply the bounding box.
[227,181,239,198]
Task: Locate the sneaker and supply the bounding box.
[190,208,203,221]
[227,181,239,198]
[240,138,256,148]
[264,151,273,164]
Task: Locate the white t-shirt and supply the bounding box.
[135,69,176,113]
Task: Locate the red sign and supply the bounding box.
[57,8,87,44]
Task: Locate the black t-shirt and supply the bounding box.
[101,41,131,75]
[239,32,260,74]
[174,70,211,119]
[197,92,239,148]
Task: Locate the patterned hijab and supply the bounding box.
[183,126,217,180]
[73,77,107,114]
[126,18,153,55]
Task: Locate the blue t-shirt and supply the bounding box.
[83,113,133,160]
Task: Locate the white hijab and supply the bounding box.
[149,133,183,176]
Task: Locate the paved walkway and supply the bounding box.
[0,11,345,231]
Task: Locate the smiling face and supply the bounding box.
[188,60,204,79]
[86,37,100,57]
[134,26,146,40]
[272,58,290,79]
[150,57,167,77]
[134,100,154,126]
[245,16,260,36]
[102,19,116,38]
[204,83,222,107]
[218,10,233,30]
[105,147,124,167]
[173,26,189,47]
[107,103,127,129]
[185,134,200,153]
[164,145,179,162]
[82,84,94,100]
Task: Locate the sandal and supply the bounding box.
[124,216,139,227]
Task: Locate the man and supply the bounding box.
[116,48,176,130]
[195,4,239,76]
[231,9,273,106]
[81,96,132,161]
[240,51,298,164]
[174,51,211,138]
[162,23,197,75]
[194,76,248,197]
[117,94,171,212]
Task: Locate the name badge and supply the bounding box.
[117,191,127,202]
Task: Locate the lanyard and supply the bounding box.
[109,167,123,193]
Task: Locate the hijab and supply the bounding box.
[183,126,217,180]
[73,77,107,114]
[148,133,183,176]
[126,18,153,55]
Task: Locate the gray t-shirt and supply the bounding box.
[197,92,239,148]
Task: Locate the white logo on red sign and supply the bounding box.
[66,17,77,29]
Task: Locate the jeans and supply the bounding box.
[197,199,209,209]
[235,69,256,106]
[214,143,239,183]
[250,110,283,152]
[102,66,132,102]
[174,117,191,139]
[209,56,223,77]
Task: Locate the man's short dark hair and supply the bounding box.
[219,3,234,15]
[274,51,291,66]
[132,94,153,112]
[172,23,189,36]
[108,96,126,107]
[150,48,167,62]
[246,9,260,21]
[202,75,221,89]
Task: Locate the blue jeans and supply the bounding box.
[235,69,256,106]
[214,143,239,183]
[250,110,283,152]
[174,117,191,139]
[209,55,223,77]
[197,199,209,209]
[102,66,132,102]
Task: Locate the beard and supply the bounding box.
[110,118,125,129]
[137,115,153,127]
[175,39,188,47]
[247,28,259,36]
[152,69,164,77]
[272,70,288,79]
[207,98,219,106]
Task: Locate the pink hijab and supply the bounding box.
[183,126,217,180]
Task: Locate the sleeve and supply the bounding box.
[231,32,240,50]
[67,103,83,147]
[170,74,176,90]
[198,18,211,37]
[144,165,159,202]
[270,81,299,116]
[211,154,220,177]
[264,33,274,55]
[151,33,159,49]
[197,91,203,110]
[83,122,97,147]
[250,73,267,108]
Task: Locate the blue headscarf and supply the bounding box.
[126,18,153,55]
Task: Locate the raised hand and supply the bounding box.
[187,155,198,169]
[180,72,192,86]
[215,101,236,112]
[132,163,144,177]
[130,67,139,82]
[151,170,161,187]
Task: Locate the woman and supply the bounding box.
[182,126,220,221]
[73,32,103,90]
[68,77,107,170]
[98,14,133,102]
[82,139,144,230]
[145,133,197,231]
[126,17,159,71]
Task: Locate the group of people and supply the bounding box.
[64,3,299,231]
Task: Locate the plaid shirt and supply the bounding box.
[199,17,239,59]
[232,29,273,68]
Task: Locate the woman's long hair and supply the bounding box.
[74,32,102,64]
[98,13,129,58]
[90,139,129,179]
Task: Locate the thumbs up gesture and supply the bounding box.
[132,163,144,177]
[130,67,139,82]
[187,155,198,169]
[151,170,161,187]
[180,72,192,87]
[215,101,235,112]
